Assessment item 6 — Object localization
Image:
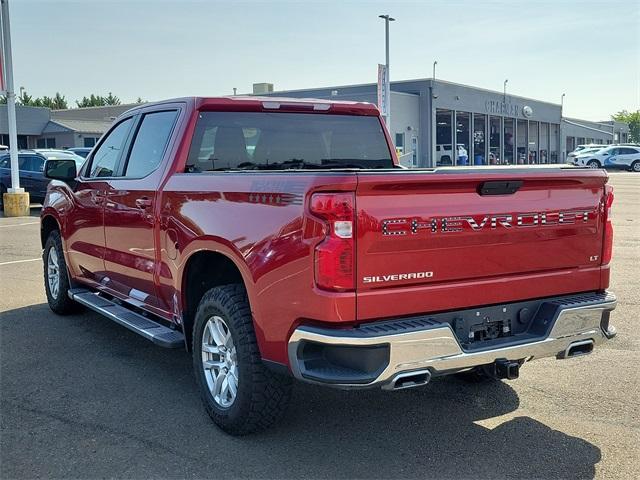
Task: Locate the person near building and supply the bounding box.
[457,145,468,166]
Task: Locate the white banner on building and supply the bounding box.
[377,64,389,117]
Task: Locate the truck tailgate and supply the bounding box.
[355,168,608,320]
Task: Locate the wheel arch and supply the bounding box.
[41,214,61,248]
[179,247,253,351]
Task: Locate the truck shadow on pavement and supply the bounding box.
[1,303,601,479]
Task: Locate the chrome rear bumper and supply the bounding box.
[287,292,616,389]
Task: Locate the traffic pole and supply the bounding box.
[1,0,29,216]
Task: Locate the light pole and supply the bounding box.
[561,93,566,161]
[433,60,438,80]
[379,14,394,130]
[503,79,508,99]
[1,0,29,216]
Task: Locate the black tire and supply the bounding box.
[0,184,6,209]
[192,284,292,435]
[587,159,601,169]
[43,230,80,315]
[455,365,500,383]
[631,160,640,173]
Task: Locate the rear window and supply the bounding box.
[186,112,393,171]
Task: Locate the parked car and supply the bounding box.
[41,97,617,435]
[572,143,607,154]
[0,151,49,206]
[573,145,640,171]
[567,146,604,164]
[435,144,453,165]
[35,149,87,166]
[66,147,93,158]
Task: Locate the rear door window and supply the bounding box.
[88,118,134,178]
[187,112,393,171]
[124,110,178,178]
[27,156,45,172]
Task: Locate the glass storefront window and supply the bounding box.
[456,112,471,166]
[436,109,453,166]
[540,122,549,164]
[503,118,515,165]
[528,121,539,164]
[472,114,486,165]
[550,124,559,163]
[517,119,527,164]
[489,116,501,164]
[577,137,586,145]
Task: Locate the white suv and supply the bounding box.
[574,145,640,171]
[567,146,605,163]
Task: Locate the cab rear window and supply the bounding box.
[186,112,393,171]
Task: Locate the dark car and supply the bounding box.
[66,147,93,158]
[0,150,85,207]
[0,151,49,206]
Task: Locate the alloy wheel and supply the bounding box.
[201,315,239,408]
[47,246,60,299]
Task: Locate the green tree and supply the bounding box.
[76,93,121,107]
[104,92,121,105]
[17,89,35,106]
[612,110,640,143]
[76,94,102,108]
[40,92,68,109]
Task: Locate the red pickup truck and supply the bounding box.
[40,97,617,435]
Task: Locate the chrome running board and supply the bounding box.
[69,289,184,348]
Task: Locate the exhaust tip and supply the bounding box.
[564,340,594,358]
[387,370,431,390]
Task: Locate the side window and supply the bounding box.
[28,156,45,172]
[621,148,638,155]
[18,156,30,170]
[88,118,134,178]
[124,110,178,178]
[0,156,9,168]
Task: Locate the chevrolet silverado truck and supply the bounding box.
[40,97,617,435]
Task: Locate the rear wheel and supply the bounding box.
[631,160,640,172]
[43,230,80,315]
[0,184,6,209]
[587,159,601,169]
[193,284,292,435]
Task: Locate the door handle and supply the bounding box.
[135,197,152,209]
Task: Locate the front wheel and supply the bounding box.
[587,159,601,169]
[193,284,292,435]
[43,230,80,315]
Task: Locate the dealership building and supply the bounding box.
[259,79,630,168]
[0,80,630,168]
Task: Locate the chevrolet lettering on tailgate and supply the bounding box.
[381,209,595,235]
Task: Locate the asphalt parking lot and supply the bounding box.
[1,172,638,479]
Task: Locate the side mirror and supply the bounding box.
[45,159,77,182]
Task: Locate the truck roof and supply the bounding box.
[123,96,380,117]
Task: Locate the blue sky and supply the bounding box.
[9,0,640,120]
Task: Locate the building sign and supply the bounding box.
[377,64,389,117]
[484,100,534,119]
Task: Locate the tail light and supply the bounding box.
[602,184,614,265]
[310,192,355,291]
